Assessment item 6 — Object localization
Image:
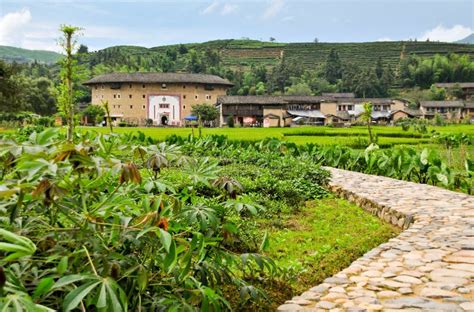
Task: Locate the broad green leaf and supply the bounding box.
[63,281,100,312]
[32,277,54,300]
[105,279,125,312]
[259,231,270,252]
[159,228,172,253]
[57,256,68,275]
[53,274,93,289]
[164,240,177,273]
[96,283,107,308]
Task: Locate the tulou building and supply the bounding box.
[84,72,233,126]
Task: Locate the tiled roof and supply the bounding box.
[84,72,234,86]
[420,101,464,108]
[434,82,474,88]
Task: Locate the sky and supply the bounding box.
[0,0,472,52]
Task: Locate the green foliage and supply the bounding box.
[0,129,331,310]
[227,115,235,128]
[82,104,105,125]
[191,103,219,123]
[325,48,342,84]
[430,84,446,100]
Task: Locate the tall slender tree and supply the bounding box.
[57,25,81,141]
[362,102,374,144]
[325,48,342,84]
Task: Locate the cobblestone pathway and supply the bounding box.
[277,168,474,311]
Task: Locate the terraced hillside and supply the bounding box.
[152,39,474,69]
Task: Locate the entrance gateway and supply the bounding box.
[148,95,181,126]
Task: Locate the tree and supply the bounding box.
[56,24,82,142]
[325,48,342,84]
[226,115,235,127]
[77,44,89,54]
[313,37,319,43]
[269,37,276,42]
[430,84,446,100]
[361,102,374,144]
[0,61,25,112]
[191,104,219,123]
[286,82,312,95]
[380,64,394,94]
[23,77,57,115]
[355,68,379,98]
[375,57,383,79]
[82,104,105,125]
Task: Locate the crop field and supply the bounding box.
[82,124,473,147]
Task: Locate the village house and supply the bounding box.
[419,100,465,120]
[217,94,408,127]
[84,72,233,126]
[434,82,474,100]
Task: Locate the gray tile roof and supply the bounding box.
[84,72,234,86]
[420,101,464,108]
[322,92,355,98]
[434,82,474,88]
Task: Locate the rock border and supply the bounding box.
[277,167,474,311]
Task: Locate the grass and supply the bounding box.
[79,124,471,147]
[258,197,399,309]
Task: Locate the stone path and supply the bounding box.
[278,168,474,312]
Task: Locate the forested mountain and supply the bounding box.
[0,46,62,64]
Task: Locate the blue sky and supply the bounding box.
[0,0,472,52]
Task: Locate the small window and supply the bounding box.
[205,95,211,100]
[142,84,145,88]
[142,105,146,109]
[118,105,121,109]
[113,94,116,99]
[95,86,98,90]
[130,105,133,109]
[101,85,104,89]
[161,83,167,89]
[195,85,198,89]
[159,104,170,108]
[183,85,186,89]
[101,95,104,99]
[129,84,132,88]
[195,95,198,100]
[117,94,121,99]
[129,94,132,99]
[142,95,146,99]
[113,105,116,108]
[183,95,186,99]
[183,105,186,109]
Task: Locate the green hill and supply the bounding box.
[3,39,472,69]
[88,39,474,72]
[0,46,63,64]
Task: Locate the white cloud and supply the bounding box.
[201,1,238,16]
[0,8,32,46]
[221,4,238,15]
[201,1,220,15]
[419,25,473,42]
[262,0,285,20]
[376,37,393,42]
